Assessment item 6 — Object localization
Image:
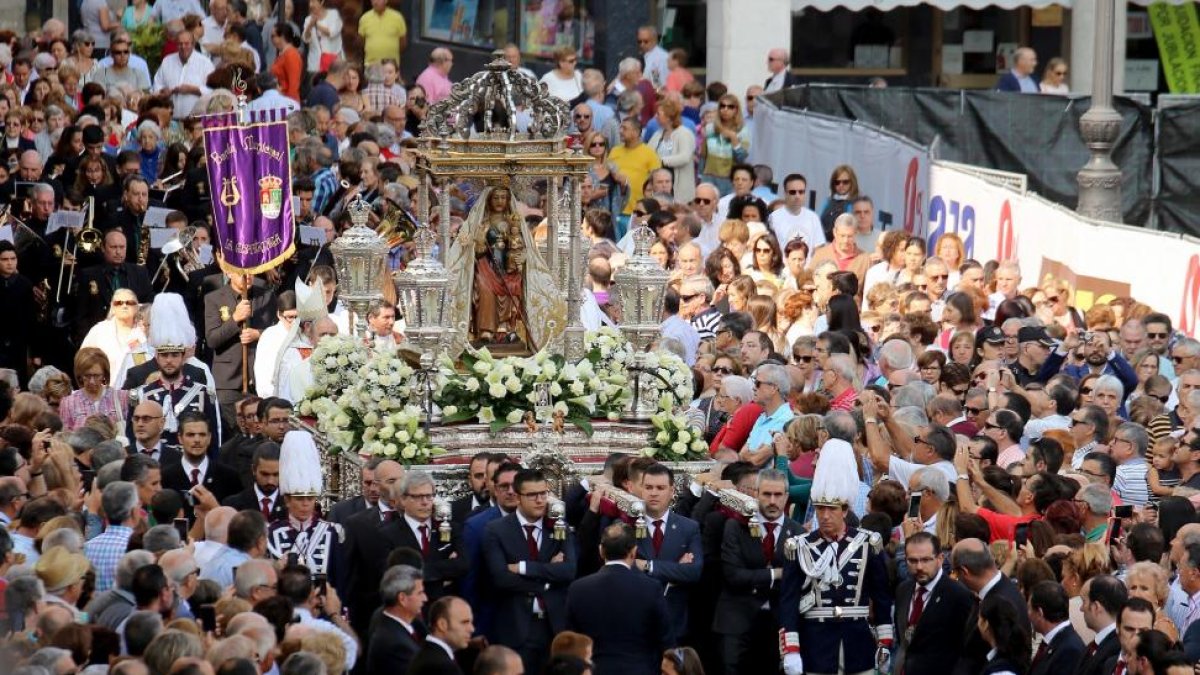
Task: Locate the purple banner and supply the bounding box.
[203,109,295,275]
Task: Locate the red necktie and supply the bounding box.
[261,497,271,520]
[419,524,430,556]
[524,524,539,559]
[1085,642,1098,658]
[652,519,664,557]
[763,522,777,561]
[190,468,200,487]
[1115,661,1126,675]
[1032,641,1048,666]
[909,585,927,626]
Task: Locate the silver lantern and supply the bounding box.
[393,223,451,357]
[615,225,669,351]
[330,195,388,337]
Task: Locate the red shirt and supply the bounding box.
[710,402,764,455]
[977,507,1041,542]
[829,387,858,411]
[271,46,303,102]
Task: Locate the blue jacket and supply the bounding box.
[995,71,1038,92]
[637,513,703,645]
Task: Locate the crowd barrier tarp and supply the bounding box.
[930,161,1200,335]
[751,102,932,239]
[763,85,1155,227]
[1155,103,1200,237]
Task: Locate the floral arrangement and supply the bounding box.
[641,412,710,461]
[298,340,443,464]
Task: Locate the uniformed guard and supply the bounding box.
[127,293,220,452]
[779,435,895,675]
[267,430,346,592]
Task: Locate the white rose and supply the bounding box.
[505,377,522,393]
[479,406,496,423]
[443,405,458,416]
[385,443,398,457]
[465,378,481,392]
[401,445,416,459]
[550,382,563,396]
[473,361,491,374]
[671,442,687,455]
[607,411,620,421]
[656,431,670,444]
[362,411,379,426]
[641,447,656,457]
[379,426,394,440]
[324,357,338,368]
[396,430,410,443]
[499,363,516,378]
[692,439,707,452]
[553,401,568,415]
[678,430,691,443]
[570,381,586,396]
[334,414,350,428]
[489,383,508,398]
[299,400,312,415]
[506,410,524,424]
[337,355,349,367]
[363,427,377,441]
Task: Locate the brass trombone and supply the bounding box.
[57,197,98,306]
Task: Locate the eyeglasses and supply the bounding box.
[787,189,805,195]
[834,179,851,186]
[80,373,106,381]
[573,113,591,119]
[589,141,606,148]
[794,355,814,363]
[405,492,435,501]
[1070,418,1091,427]
[680,293,703,302]
[1080,387,1094,395]
[984,422,1002,430]
[754,379,775,389]
[132,415,162,423]
[632,210,647,217]
[1152,393,1171,403]
[964,406,983,415]
[112,300,137,307]
[718,104,738,110]
[112,50,130,55]
[927,274,948,281]
[410,98,427,105]
[1054,69,1067,76]
[518,490,550,499]
[755,247,772,253]
[712,366,734,375]
[1173,355,1192,364]
[1147,332,1169,339]
[913,436,932,446]
[916,284,928,290]
[1045,296,1060,303]
[494,481,515,493]
[693,197,712,205]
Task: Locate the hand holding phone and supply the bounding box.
[907,494,922,519]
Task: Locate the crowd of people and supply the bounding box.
[0,4,1192,675]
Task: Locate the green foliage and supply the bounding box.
[130,22,167,76]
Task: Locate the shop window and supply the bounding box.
[517,0,595,61]
[791,7,908,74]
[420,0,507,49]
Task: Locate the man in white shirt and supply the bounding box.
[152,31,214,119]
[279,564,359,671]
[769,173,825,248]
[200,0,230,53]
[366,300,406,349]
[152,0,205,25]
[637,26,669,91]
[691,183,722,258]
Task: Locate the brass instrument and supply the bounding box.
[152,225,202,289]
[138,215,150,267]
[718,488,763,538]
[77,197,102,254]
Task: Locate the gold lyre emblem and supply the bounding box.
[220,176,242,224]
[219,305,231,322]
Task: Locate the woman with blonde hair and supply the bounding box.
[1040,276,1086,333]
[747,294,781,346]
[1126,561,1178,640]
[1061,542,1111,643]
[5,393,49,430]
[699,93,750,194]
[725,275,757,313]
[718,218,750,263]
[933,232,965,286]
[58,347,129,431]
[81,288,145,382]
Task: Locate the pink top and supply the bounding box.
[58,387,129,431]
[415,66,452,105]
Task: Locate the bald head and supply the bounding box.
[374,460,405,501]
[768,48,789,74]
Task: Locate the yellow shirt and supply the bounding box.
[359,8,407,65]
[608,143,662,215]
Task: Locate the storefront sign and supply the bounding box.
[1149,2,1200,93]
[929,162,1199,330]
[751,104,931,239]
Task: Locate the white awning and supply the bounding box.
[793,0,1068,12]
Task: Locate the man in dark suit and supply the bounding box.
[72,229,152,343]
[129,400,180,465]
[567,522,672,675]
[1105,597,1158,675]
[1074,575,1127,675]
[715,468,802,675]
[1028,581,1086,675]
[764,48,802,92]
[341,459,409,639]
[462,460,521,637]
[97,174,150,262]
[367,564,426,675]
[387,471,468,607]
[481,468,577,675]
[450,452,491,525]
[632,463,702,645]
[950,538,1034,675]
[203,273,275,438]
[995,47,1040,92]
[409,596,473,675]
[894,532,975,675]
[329,458,385,524]
[216,395,263,489]
[161,412,242,520]
[221,443,286,522]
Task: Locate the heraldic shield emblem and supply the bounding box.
[259,175,284,219]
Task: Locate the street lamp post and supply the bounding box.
[1076,0,1124,223]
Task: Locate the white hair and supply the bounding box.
[880,339,915,371]
[722,375,754,405]
[1094,374,1125,400]
[913,467,950,502]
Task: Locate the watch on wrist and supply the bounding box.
[957,474,969,481]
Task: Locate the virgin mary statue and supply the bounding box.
[446,185,566,356]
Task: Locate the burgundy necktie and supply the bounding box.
[909,585,927,626]
[419,524,430,556]
[1085,641,1098,658]
[1032,641,1048,666]
[190,468,200,487]
[763,522,777,561]
[652,519,664,557]
[261,498,271,520]
[524,524,539,559]
[1114,661,1126,675]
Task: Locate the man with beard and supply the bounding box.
[451,452,492,524]
[129,400,180,465]
[161,411,241,520]
[1063,330,1138,396]
[101,175,151,265]
[221,442,286,522]
[216,395,261,486]
[266,430,346,594]
[127,292,219,451]
[891,532,974,675]
[274,278,337,403]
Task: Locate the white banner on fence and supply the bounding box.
[752,103,931,239]
[928,161,1200,336]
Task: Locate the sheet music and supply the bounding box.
[46,210,85,236]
